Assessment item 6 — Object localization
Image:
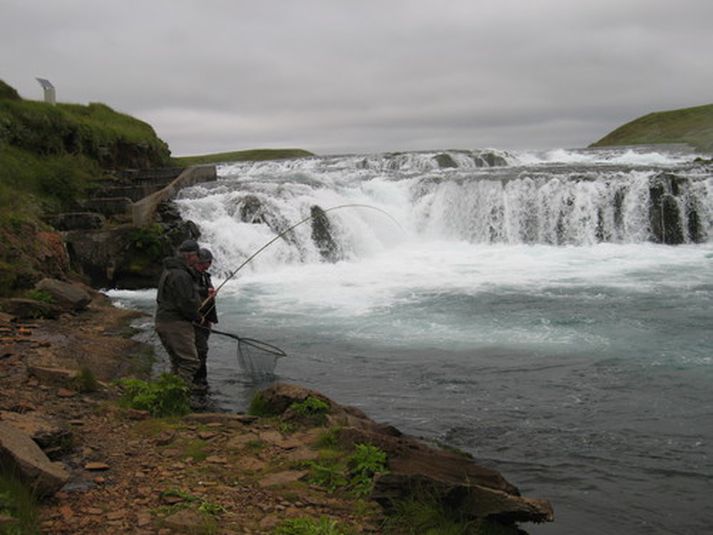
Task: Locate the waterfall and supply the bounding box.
[173,148,713,276]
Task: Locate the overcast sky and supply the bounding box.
[2,0,712,156]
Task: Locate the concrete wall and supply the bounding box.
[132,165,217,226]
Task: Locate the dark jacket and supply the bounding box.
[155,256,201,323]
[197,271,219,324]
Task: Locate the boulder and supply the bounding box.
[35,278,92,311]
[0,411,72,452]
[310,205,341,262]
[257,383,554,527]
[0,421,69,497]
[434,153,458,168]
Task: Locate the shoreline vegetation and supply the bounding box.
[1,77,708,533]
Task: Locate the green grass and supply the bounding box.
[0,469,40,535]
[117,373,191,417]
[381,492,520,535]
[0,97,171,166]
[173,148,314,166]
[0,80,174,296]
[591,103,713,153]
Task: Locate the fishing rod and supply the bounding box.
[194,203,402,371]
[200,203,403,308]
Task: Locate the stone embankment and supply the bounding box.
[0,280,554,534]
[54,165,217,289]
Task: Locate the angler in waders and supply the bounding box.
[155,239,206,406]
[194,248,218,386]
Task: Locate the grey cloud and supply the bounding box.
[2,0,712,155]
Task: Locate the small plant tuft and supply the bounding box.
[73,366,100,393]
[289,395,330,425]
[347,443,389,497]
[248,392,279,417]
[24,288,54,304]
[117,373,190,417]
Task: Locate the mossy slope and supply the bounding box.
[590,103,713,153]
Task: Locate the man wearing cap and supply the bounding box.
[155,239,203,392]
[194,248,218,386]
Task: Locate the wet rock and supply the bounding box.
[434,153,458,168]
[35,278,92,311]
[0,421,69,497]
[478,151,509,167]
[310,205,341,262]
[238,195,265,223]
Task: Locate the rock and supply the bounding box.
[0,298,62,319]
[225,433,259,449]
[258,470,309,488]
[434,153,458,168]
[27,365,79,387]
[257,383,553,527]
[183,412,257,425]
[0,411,72,451]
[0,421,69,496]
[238,195,266,223]
[50,212,106,231]
[478,151,509,167]
[56,388,76,398]
[84,462,110,471]
[35,278,92,311]
[310,205,341,262]
[163,509,206,531]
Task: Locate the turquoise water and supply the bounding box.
[112,148,713,534]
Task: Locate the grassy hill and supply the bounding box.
[0,80,173,293]
[590,103,713,153]
[174,147,314,166]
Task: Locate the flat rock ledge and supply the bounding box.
[259,382,554,528]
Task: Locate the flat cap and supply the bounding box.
[178,239,199,253]
[198,248,213,262]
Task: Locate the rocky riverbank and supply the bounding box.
[0,282,553,534]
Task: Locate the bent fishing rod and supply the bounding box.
[201,203,403,309]
[193,203,402,360]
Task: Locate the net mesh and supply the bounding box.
[236,337,286,377]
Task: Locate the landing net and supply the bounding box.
[236,336,287,377]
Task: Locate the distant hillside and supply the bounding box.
[174,148,314,166]
[590,103,713,153]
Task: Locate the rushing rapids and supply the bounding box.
[173,147,713,278]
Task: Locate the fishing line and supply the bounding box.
[195,203,402,376]
[200,203,403,310]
